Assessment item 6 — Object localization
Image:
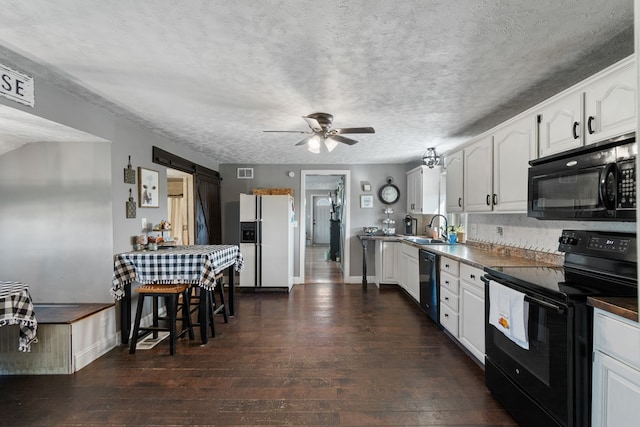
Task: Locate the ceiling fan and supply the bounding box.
[263,112,375,153]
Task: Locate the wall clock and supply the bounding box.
[378,177,400,205]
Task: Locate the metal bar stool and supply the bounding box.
[129,283,194,355]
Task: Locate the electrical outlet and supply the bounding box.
[496,226,503,237]
[141,218,147,230]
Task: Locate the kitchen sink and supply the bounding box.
[402,236,448,245]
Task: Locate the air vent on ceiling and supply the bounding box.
[237,168,254,179]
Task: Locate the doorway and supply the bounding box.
[299,170,351,284]
[167,168,194,245]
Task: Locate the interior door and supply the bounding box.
[195,172,221,244]
[312,196,331,245]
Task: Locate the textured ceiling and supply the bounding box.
[0,0,634,164]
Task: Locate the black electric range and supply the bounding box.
[483,229,637,427]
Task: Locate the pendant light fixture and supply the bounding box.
[422,147,441,168]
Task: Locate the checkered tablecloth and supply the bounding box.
[111,245,244,300]
[0,281,38,352]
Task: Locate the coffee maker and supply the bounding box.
[403,215,417,235]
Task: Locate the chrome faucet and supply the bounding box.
[428,215,448,240]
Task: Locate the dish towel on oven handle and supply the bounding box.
[489,281,529,350]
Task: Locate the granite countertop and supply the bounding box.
[588,297,639,322]
[358,234,559,269]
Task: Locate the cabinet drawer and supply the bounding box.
[440,257,459,276]
[440,271,459,295]
[594,309,640,371]
[460,263,485,289]
[440,304,459,337]
[440,286,459,311]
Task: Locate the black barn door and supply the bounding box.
[195,171,221,244]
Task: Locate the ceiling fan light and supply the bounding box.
[308,135,321,153]
[324,137,339,152]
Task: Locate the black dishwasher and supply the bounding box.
[419,250,439,325]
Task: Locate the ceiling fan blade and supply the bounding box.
[295,135,315,146]
[302,116,323,132]
[333,127,375,134]
[328,134,359,145]
[263,130,310,134]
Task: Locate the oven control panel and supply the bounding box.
[559,229,636,260]
[587,237,631,253]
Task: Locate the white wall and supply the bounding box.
[467,213,636,253]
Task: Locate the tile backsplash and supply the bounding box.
[466,214,636,254]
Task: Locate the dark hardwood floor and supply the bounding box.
[0,246,516,426]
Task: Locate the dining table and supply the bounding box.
[0,281,38,352]
[111,244,243,345]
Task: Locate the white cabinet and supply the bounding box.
[462,116,535,214]
[538,56,636,158]
[406,165,440,215]
[375,240,398,285]
[445,151,464,212]
[458,264,485,364]
[584,59,637,145]
[398,243,420,302]
[439,256,460,337]
[537,92,583,157]
[592,308,640,427]
[493,115,536,212]
[463,136,493,212]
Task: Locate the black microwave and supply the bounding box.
[528,134,636,221]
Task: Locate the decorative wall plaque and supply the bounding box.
[126,188,136,218]
[124,155,135,184]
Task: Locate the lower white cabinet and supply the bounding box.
[399,244,420,302]
[592,308,640,427]
[458,263,486,364]
[439,257,460,337]
[376,240,398,285]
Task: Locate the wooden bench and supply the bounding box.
[0,303,116,375]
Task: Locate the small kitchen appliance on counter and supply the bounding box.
[403,215,417,235]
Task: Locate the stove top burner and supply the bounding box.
[485,230,637,302]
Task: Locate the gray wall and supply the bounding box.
[219,163,411,279]
[0,54,220,307]
[0,141,113,302]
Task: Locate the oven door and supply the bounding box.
[485,279,573,427]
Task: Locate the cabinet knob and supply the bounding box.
[444,313,449,317]
[486,194,491,206]
[492,194,497,205]
[445,297,449,301]
[445,264,449,268]
[572,121,580,139]
[470,274,476,279]
[458,197,462,207]
[445,280,449,285]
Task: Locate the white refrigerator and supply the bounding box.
[239,193,295,291]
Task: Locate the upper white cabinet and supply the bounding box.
[463,136,493,212]
[493,115,537,212]
[445,150,464,212]
[537,92,583,157]
[406,165,440,215]
[584,59,637,145]
[538,57,636,158]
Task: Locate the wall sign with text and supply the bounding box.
[0,63,34,107]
